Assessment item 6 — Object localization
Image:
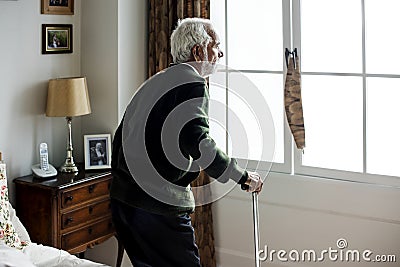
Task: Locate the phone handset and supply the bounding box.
[32,143,57,178]
[40,143,49,171]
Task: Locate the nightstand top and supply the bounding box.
[13,169,111,190]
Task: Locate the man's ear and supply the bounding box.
[191,45,203,62]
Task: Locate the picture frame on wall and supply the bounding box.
[41,0,74,15]
[84,134,112,170]
[42,24,72,54]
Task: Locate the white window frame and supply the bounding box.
[292,0,400,187]
[212,0,400,188]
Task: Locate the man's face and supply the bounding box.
[205,30,223,64]
[199,29,223,77]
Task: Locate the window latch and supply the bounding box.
[285,48,297,69]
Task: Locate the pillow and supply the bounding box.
[0,163,26,249]
[9,203,31,243]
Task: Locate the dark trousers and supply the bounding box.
[111,199,201,267]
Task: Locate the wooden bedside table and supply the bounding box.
[14,169,123,266]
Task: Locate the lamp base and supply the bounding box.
[60,117,79,174]
[60,162,78,173]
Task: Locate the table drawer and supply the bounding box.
[61,218,114,250]
[61,199,111,230]
[62,178,111,209]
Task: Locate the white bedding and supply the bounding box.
[0,242,34,267]
[22,243,109,267]
[0,242,109,267]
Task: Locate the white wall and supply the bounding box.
[0,0,82,202]
[81,0,147,266]
[80,0,147,136]
[213,172,400,267]
[117,0,147,121]
[81,0,119,135]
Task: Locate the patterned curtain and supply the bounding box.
[148,0,210,77]
[148,1,216,267]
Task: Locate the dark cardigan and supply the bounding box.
[110,63,247,216]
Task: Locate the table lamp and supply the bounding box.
[46,77,91,173]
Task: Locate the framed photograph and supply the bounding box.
[42,24,72,54]
[84,134,112,170]
[41,0,74,15]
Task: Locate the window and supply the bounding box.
[210,0,400,186]
[210,0,287,173]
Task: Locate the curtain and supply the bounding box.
[148,1,216,266]
[148,0,210,77]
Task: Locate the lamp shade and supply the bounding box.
[46,77,91,117]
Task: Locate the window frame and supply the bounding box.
[211,0,400,187]
[293,0,400,187]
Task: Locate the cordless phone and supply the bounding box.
[32,143,57,178]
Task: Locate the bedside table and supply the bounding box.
[14,169,123,266]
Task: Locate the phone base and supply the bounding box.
[32,164,58,178]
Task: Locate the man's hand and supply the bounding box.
[244,171,263,194]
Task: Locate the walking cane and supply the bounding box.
[242,183,261,267]
[252,192,261,267]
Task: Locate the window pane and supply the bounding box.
[301,0,362,73]
[301,75,363,172]
[209,71,227,152]
[210,0,227,66]
[367,78,400,176]
[227,0,283,71]
[240,73,284,163]
[365,0,400,75]
[227,73,279,163]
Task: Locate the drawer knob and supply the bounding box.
[88,184,96,193]
[88,206,93,214]
[88,228,93,235]
[65,195,73,202]
[65,217,74,224]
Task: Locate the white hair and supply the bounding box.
[170,17,213,64]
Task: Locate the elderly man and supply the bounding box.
[110,18,263,267]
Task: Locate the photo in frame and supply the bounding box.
[84,134,112,170]
[42,24,72,54]
[41,0,74,15]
